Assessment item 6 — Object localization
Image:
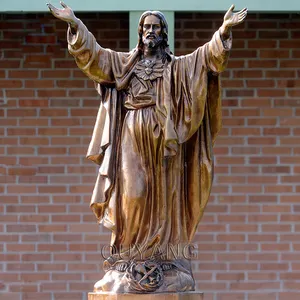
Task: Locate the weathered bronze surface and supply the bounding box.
[47,2,247,294]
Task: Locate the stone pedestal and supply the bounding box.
[88,292,203,300]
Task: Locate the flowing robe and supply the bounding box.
[68,20,231,261]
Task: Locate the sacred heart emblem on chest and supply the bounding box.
[135,59,164,81]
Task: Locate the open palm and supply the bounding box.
[47,1,77,25]
[223,5,247,27]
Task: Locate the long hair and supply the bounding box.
[137,11,172,58]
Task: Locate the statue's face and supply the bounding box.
[142,15,163,48]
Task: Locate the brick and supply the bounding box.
[19,119,49,127]
[0,292,21,300]
[40,282,67,292]
[52,273,82,281]
[230,225,258,232]
[22,254,51,262]
[42,70,70,79]
[38,168,64,176]
[6,244,35,252]
[249,156,277,164]
[9,285,38,293]
[40,108,68,117]
[37,90,66,97]
[8,69,39,79]
[280,273,300,280]
[0,80,23,88]
[6,263,35,271]
[252,215,278,224]
[51,137,81,145]
[262,244,290,251]
[37,263,66,271]
[19,215,49,223]
[6,205,36,213]
[248,293,278,300]
[68,263,98,271]
[216,294,245,300]
[38,225,67,232]
[38,244,67,252]
[24,80,54,88]
[261,263,289,271]
[261,49,290,58]
[291,264,300,270]
[70,108,98,117]
[216,272,245,281]
[248,177,277,184]
[8,168,37,176]
[50,175,80,184]
[231,281,280,290]
[249,59,278,68]
[281,60,300,68]
[6,185,36,194]
[53,292,83,300]
[51,156,81,164]
[21,233,51,242]
[282,254,300,261]
[51,215,81,223]
[0,273,19,282]
[229,263,258,270]
[54,60,78,69]
[53,195,82,204]
[0,60,21,69]
[280,234,300,242]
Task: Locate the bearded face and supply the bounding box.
[142,15,163,48]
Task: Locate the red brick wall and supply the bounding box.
[1,11,300,300]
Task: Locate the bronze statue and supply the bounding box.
[47,2,247,294]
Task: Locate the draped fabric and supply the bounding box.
[68,20,231,260]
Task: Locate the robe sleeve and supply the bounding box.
[67,19,115,84]
[204,29,232,73]
[182,29,232,76]
[172,29,231,144]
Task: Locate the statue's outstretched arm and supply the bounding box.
[47,1,114,83]
[200,4,247,73]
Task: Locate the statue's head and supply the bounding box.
[137,11,170,53]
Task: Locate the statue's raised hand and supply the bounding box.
[47,1,78,28]
[223,5,247,28]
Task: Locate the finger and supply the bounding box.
[235,12,247,20]
[238,12,247,19]
[237,15,247,22]
[238,11,247,18]
[224,4,234,18]
[233,7,246,14]
[47,3,55,11]
[238,11,247,17]
[60,1,68,8]
[237,19,245,25]
[47,3,60,14]
[238,16,247,22]
[235,8,247,16]
[225,4,234,14]
[238,7,247,13]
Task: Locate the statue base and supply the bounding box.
[88,292,204,300]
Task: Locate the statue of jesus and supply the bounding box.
[47,2,247,294]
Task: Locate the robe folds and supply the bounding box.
[67,20,231,260]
